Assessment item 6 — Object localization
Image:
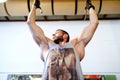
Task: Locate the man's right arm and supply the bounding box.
[27,5,50,61]
[27,6,48,46]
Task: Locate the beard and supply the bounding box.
[53,37,63,44]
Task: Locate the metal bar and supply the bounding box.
[27,0,31,12]
[4,2,10,16]
[51,0,54,15]
[98,0,102,14]
[75,0,78,15]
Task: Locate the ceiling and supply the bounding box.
[0,0,120,21]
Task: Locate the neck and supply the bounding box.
[58,41,67,47]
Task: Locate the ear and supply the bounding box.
[63,34,68,39]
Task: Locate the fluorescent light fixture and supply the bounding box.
[0,0,8,3]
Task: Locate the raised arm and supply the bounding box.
[72,1,99,47]
[27,0,50,61]
[71,0,99,60]
[79,8,99,46]
[27,1,48,46]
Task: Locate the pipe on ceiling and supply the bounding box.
[0,0,120,16]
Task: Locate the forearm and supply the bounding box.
[89,8,99,24]
[27,5,36,24]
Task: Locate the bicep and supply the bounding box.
[74,23,98,47]
[81,23,98,46]
[28,23,48,45]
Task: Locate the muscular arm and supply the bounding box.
[71,8,99,60]
[27,5,50,61]
[27,6,48,45]
[72,8,99,47]
[79,8,99,46]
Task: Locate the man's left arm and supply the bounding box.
[77,8,99,47]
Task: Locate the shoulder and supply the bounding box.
[70,37,78,46]
[40,37,55,50]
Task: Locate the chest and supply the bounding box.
[47,48,76,68]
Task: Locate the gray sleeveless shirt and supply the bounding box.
[42,43,84,80]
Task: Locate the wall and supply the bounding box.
[0,20,120,79]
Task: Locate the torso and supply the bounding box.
[41,43,84,80]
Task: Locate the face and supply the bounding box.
[52,30,64,44]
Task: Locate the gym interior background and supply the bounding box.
[0,0,120,80]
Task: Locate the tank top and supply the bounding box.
[42,43,84,80]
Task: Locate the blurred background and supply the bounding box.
[0,0,120,80]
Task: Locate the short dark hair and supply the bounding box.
[57,29,70,42]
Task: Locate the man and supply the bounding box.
[27,0,99,80]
